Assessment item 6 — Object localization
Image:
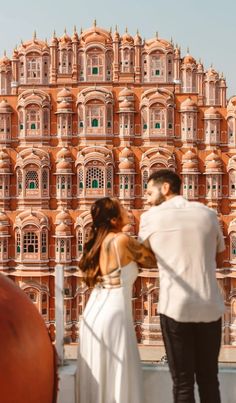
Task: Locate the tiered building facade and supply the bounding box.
[0,23,236,347]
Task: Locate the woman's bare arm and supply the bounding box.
[115,234,157,268]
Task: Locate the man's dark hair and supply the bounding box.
[148,169,182,194]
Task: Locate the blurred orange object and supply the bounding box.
[0,273,58,403]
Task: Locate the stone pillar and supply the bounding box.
[55,264,65,365]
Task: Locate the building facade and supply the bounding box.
[0,23,236,347]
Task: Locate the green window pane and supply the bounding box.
[143,123,147,129]
[233,248,236,255]
[78,244,83,251]
[31,123,36,130]
[107,182,111,189]
[29,182,35,189]
[168,123,172,129]
[79,182,83,189]
[155,122,161,129]
[79,121,84,127]
[144,183,147,189]
[155,70,160,76]
[17,245,20,253]
[20,124,23,130]
[92,179,98,188]
[107,121,111,128]
[125,184,128,189]
[92,67,98,74]
[92,118,98,127]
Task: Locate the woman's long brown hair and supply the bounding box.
[79,197,122,287]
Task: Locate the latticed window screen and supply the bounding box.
[61,176,66,189]
[17,170,23,194]
[143,170,149,191]
[41,232,47,253]
[86,106,104,128]
[23,232,38,253]
[232,235,236,257]
[27,58,40,78]
[77,229,83,252]
[26,171,39,189]
[107,167,113,188]
[86,167,104,188]
[16,232,21,253]
[26,108,40,132]
[60,239,65,252]
[150,108,165,130]
[42,170,48,190]
[79,169,83,187]
[150,54,165,78]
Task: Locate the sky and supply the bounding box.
[0,0,235,97]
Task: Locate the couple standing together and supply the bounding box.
[77,169,225,403]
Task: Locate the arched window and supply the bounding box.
[229,170,236,198]
[142,170,149,195]
[27,58,41,80]
[228,117,235,145]
[26,106,40,135]
[26,171,39,189]
[150,53,165,82]
[150,107,165,134]
[87,51,104,81]
[86,167,104,189]
[23,232,38,253]
[86,105,104,132]
[230,233,236,261]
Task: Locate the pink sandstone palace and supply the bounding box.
[0,22,235,347]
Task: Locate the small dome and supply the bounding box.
[57,88,72,98]
[0,149,9,160]
[85,31,106,45]
[0,160,10,170]
[180,97,197,111]
[56,148,71,160]
[206,67,219,79]
[183,161,198,170]
[0,99,12,114]
[182,54,196,65]
[182,150,197,161]
[56,209,71,223]
[57,101,72,111]
[59,32,72,45]
[119,87,134,98]
[120,147,134,159]
[55,222,71,235]
[121,30,134,44]
[204,107,220,118]
[119,158,134,170]
[206,152,221,162]
[119,99,133,110]
[56,159,72,170]
[0,211,8,222]
[0,54,10,66]
[0,225,9,233]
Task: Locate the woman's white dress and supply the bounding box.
[77,248,144,403]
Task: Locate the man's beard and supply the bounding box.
[154,192,166,206]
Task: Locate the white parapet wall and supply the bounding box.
[58,361,236,403]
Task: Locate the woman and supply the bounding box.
[77,197,156,403]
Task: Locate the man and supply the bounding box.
[139,169,225,403]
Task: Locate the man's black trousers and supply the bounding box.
[160,314,222,403]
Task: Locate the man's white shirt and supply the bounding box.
[139,196,225,322]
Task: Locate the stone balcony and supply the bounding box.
[57,345,236,403]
